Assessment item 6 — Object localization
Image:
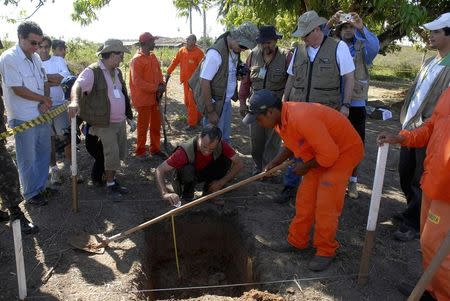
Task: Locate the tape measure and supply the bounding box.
[0,102,69,140]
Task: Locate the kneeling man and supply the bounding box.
[243,89,364,271]
[156,125,243,205]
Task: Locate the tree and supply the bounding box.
[217,0,450,52]
[172,0,213,39]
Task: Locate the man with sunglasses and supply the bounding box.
[189,22,259,143]
[0,21,54,206]
[68,39,134,198]
[156,125,243,206]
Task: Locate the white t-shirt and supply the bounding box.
[200,49,238,102]
[0,44,47,121]
[287,40,355,76]
[41,56,71,105]
[403,57,445,128]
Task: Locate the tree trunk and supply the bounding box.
[202,6,207,39]
[189,6,193,34]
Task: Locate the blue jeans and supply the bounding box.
[9,119,51,200]
[202,101,232,143]
[284,157,302,187]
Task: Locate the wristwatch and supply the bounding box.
[342,103,351,108]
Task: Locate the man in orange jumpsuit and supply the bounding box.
[243,89,364,271]
[378,87,450,301]
[165,34,204,130]
[129,32,167,159]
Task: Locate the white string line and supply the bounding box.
[25,273,361,299]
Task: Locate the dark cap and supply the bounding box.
[242,89,280,125]
[139,32,159,43]
[256,25,283,43]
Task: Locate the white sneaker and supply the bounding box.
[50,168,63,185]
[347,181,358,199]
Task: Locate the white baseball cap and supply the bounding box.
[422,13,450,30]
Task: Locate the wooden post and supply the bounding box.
[12,220,27,300]
[408,231,450,301]
[71,117,78,212]
[358,144,389,285]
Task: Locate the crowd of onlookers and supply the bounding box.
[0,10,449,299]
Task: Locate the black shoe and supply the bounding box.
[184,125,197,131]
[18,215,39,235]
[40,187,58,197]
[397,281,436,300]
[308,255,335,272]
[274,185,296,204]
[151,151,168,160]
[394,224,419,241]
[26,194,48,206]
[107,181,129,197]
[0,210,9,222]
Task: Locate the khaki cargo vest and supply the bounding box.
[179,136,223,165]
[188,35,235,117]
[400,56,450,130]
[289,37,341,108]
[79,63,132,127]
[249,47,288,99]
[352,40,369,100]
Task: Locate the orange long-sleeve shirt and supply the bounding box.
[166,46,204,83]
[129,50,164,107]
[275,102,364,168]
[400,87,450,202]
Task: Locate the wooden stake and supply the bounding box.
[408,231,450,301]
[171,215,181,278]
[12,220,27,300]
[71,117,78,212]
[358,144,389,285]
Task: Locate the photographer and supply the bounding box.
[326,11,380,199]
[238,25,291,176]
[188,22,259,143]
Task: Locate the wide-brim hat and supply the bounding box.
[230,21,259,50]
[96,39,130,56]
[256,25,283,43]
[292,10,327,38]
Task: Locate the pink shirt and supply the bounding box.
[76,61,126,123]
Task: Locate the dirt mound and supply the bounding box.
[239,289,284,301]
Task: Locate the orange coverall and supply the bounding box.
[399,87,450,301]
[166,46,204,126]
[129,50,164,156]
[275,102,364,257]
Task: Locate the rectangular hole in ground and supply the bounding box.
[142,209,256,300]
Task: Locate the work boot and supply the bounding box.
[394,224,419,241]
[308,255,335,271]
[151,151,168,160]
[26,194,48,206]
[347,181,358,199]
[397,281,436,300]
[0,210,9,222]
[107,180,129,199]
[184,125,197,131]
[274,185,296,204]
[50,167,63,185]
[9,207,39,235]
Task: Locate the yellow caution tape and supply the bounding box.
[0,102,69,140]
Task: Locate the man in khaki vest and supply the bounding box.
[326,11,380,199]
[238,25,291,177]
[155,125,243,206]
[279,10,356,204]
[393,13,450,242]
[188,22,258,143]
[69,39,134,198]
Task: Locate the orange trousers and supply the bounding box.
[183,82,201,126]
[135,105,161,156]
[287,147,363,257]
[420,194,450,301]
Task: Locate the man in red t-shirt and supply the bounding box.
[156,125,243,205]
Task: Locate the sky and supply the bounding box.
[1,0,225,43]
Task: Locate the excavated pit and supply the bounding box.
[143,208,256,300]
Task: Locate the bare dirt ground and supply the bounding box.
[0,75,421,301]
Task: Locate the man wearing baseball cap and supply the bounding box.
[189,22,259,143]
[243,89,364,271]
[393,12,450,242]
[238,25,291,181]
[129,32,167,160]
[69,39,134,197]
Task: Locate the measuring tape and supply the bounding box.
[0,102,69,140]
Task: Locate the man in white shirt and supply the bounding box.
[38,35,72,185]
[189,22,259,143]
[0,21,53,206]
[278,10,356,204]
[394,13,450,242]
